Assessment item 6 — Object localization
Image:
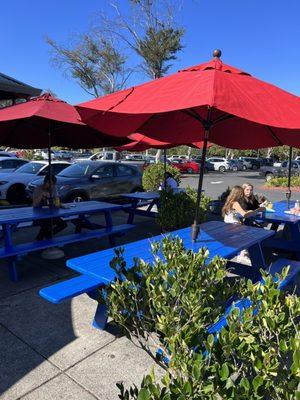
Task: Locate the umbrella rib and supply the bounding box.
[266,126,283,146]
[104,87,135,113]
[182,109,206,127]
[212,113,235,125]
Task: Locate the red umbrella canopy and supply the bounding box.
[0,93,130,149]
[115,133,209,152]
[77,53,300,149]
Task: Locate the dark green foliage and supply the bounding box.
[137,26,184,79]
[158,187,211,231]
[266,176,300,187]
[100,238,299,399]
[142,163,181,191]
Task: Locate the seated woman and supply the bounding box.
[33,174,67,241]
[240,183,266,211]
[222,186,260,224]
[222,186,262,264]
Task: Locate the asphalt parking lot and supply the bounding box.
[181,170,296,203]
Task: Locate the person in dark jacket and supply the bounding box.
[239,183,265,211]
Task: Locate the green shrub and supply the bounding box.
[142,163,181,191]
[101,239,299,400]
[266,176,300,187]
[158,187,211,231]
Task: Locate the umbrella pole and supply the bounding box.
[286,146,293,208]
[163,148,167,189]
[47,124,54,208]
[191,128,209,242]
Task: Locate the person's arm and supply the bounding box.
[232,201,258,218]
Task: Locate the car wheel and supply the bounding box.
[187,167,194,174]
[252,164,258,170]
[265,173,274,182]
[242,165,247,171]
[232,166,238,172]
[219,166,226,172]
[67,192,89,203]
[7,184,26,205]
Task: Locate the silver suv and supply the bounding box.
[206,157,230,172]
[26,161,143,203]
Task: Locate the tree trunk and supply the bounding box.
[155,149,162,163]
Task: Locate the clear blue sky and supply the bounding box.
[1,0,299,104]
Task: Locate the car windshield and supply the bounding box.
[14,162,44,174]
[58,163,94,177]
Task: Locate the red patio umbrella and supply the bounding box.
[0,93,130,206]
[0,93,130,149]
[115,133,208,152]
[77,50,300,239]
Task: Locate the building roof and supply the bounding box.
[0,72,42,100]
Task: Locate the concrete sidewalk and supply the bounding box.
[0,211,164,400]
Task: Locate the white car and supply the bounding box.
[168,155,189,162]
[0,160,70,204]
[124,154,145,161]
[74,151,121,162]
[0,157,28,173]
[206,157,230,172]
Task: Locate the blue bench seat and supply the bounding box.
[40,275,103,303]
[207,258,300,335]
[0,224,134,259]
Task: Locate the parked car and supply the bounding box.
[26,161,143,203]
[74,150,121,162]
[168,155,189,162]
[124,154,146,161]
[228,159,245,172]
[259,157,275,167]
[171,159,200,174]
[188,157,215,171]
[0,157,28,173]
[206,157,230,172]
[0,161,70,204]
[0,151,17,158]
[259,160,300,181]
[238,157,261,170]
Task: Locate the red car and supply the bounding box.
[171,159,200,174]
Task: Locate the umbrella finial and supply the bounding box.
[213,49,222,58]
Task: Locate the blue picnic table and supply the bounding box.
[121,191,160,223]
[0,201,134,281]
[40,220,281,329]
[255,201,300,258]
[121,188,187,223]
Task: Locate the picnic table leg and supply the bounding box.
[3,223,18,281]
[87,287,108,329]
[289,222,300,260]
[146,199,158,214]
[93,302,109,330]
[248,242,267,270]
[127,199,138,224]
[104,211,116,246]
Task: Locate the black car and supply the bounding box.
[26,161,143,202]
[238,157,261,170]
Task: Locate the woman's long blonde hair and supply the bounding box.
[222,186,243,217]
